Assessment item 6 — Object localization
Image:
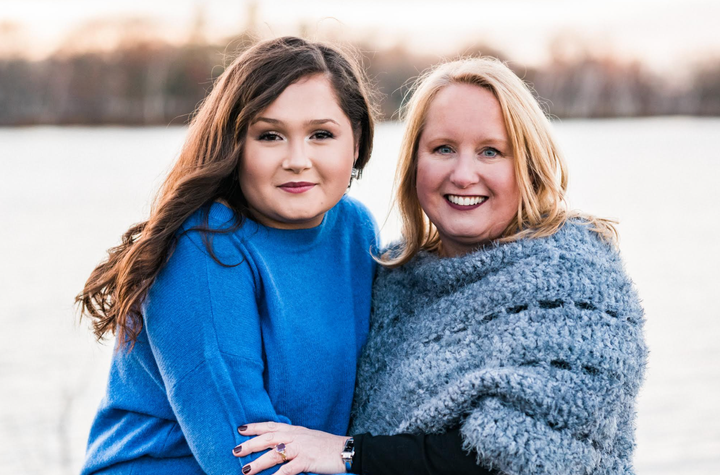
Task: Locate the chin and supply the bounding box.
[287,209,322,220]
[282,212,323,224]
[444,230,489,243]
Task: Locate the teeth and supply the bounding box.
[447,195,487,206]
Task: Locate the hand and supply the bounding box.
[233,421,348,475]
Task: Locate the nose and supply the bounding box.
[282,140,312,173]
[448,152,479,189]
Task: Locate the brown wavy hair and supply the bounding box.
[77,36,376,347]
[385,57,617,267]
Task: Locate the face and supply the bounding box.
[240,74,357,229]
[416,83,520,257]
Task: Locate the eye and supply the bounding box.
[433,145,454,155]
[311,130,334,140]
[481,147,500,158]
[258,131,283,141]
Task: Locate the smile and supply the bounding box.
[445,194,487,207]
[279,182,316,194]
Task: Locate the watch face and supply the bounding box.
[342,437,355,461]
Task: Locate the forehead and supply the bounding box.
[422,83,507,138]
[259,74,346,122]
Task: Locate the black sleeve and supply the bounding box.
[349,426,499,475]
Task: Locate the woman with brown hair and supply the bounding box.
[235,57,646,475]
[78,36,378,474]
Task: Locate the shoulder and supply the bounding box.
[470,220,627,285]
[516,220,639,303]
[554,219,615,247]
[180,202,243,238]
[542,219,621,264]
[333,195,380,245]
[144,205,257,311]
[370,240,419,293]
[148,205,257,309]
[335,195,377,229]
[173,202,254,265]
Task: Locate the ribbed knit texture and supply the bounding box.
[82,196,378,475]
[350,221,647,475]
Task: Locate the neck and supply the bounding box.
[438,241,476,258]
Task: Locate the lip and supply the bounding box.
[279,181,316,194]
[444,194,487,211]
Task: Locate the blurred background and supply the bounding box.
[1,0,719,473]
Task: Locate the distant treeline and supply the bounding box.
[1,38,719,126]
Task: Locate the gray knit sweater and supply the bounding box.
[350,221,647,475]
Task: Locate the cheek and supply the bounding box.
[319,144,355,186]
[415,157,442,206]
[332,154,355,177]
[239,145,271,195]
[493,165,520,212]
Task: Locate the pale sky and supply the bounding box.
[1,0,719,74]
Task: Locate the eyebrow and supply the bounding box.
[252,117,340,126]
[480,138,510,147]
[425,135,510,147]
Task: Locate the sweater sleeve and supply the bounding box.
[143,231,288,474]
[350,427,498,475]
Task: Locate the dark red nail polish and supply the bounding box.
[238,425,248,433]
[232,444,242,455]
[242,465,251,474]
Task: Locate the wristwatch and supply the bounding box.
[341,437,355,472]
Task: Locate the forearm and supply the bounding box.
[167,359,291,473]
[145,232,286,473]
[350,426,498,475]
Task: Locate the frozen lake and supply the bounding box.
[1,118,719,474]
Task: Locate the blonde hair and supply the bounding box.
[384,57,617,267]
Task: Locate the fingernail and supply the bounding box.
[242,465,251,474]
[238,425,248,433]
[232,444,242,456]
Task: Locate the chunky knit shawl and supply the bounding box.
[350,222,647,475]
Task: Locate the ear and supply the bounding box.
[354,141,360,163]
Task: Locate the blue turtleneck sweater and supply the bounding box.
[82,196,378,474]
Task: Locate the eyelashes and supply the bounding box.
[432,145,502,157]
[311,130,334,140]
[258,132,282,141]
[256,130,335,141]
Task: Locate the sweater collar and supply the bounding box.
[209,201,334,251]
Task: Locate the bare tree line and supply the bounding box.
[0,35,718,126]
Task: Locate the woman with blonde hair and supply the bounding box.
[235,57,647,475]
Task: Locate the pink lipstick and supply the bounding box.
[279,181,315,194]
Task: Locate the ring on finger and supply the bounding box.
[275,443,288,463]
